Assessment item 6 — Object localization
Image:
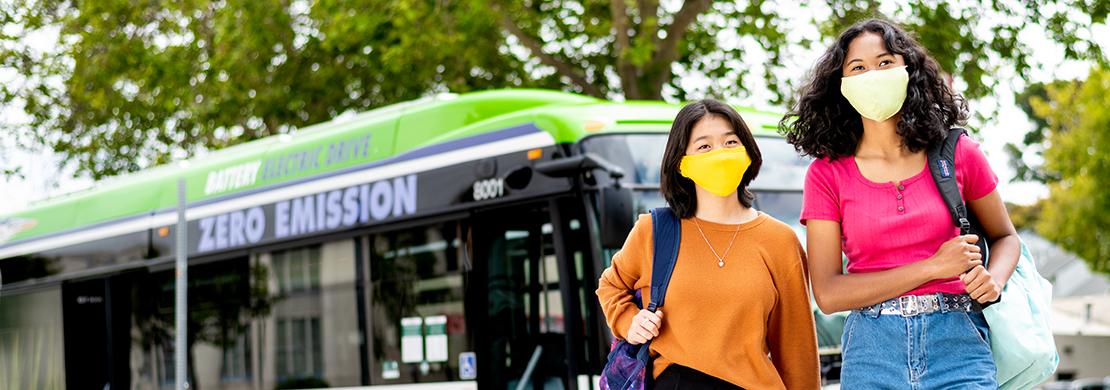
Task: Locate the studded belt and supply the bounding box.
[858,293,983,317]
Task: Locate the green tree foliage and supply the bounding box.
[1006,81,1066,184]
[1020,67,1110,273]
[1005,200,1043,232]
[493,0,786,101]
[1,0,548,178]
[0,0,1106,179]
[819,1,1107,100]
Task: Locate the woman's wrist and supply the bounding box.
[917,255,941,281]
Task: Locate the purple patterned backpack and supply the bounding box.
[599,207,681,390]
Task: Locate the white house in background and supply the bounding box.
[1050,297,1110,382]
[1022,231,1110,383]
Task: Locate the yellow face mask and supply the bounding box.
[679,146,751,197]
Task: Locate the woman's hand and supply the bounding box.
[962,265,1003,304]
[929,235,982,279]
[626,309,664,345]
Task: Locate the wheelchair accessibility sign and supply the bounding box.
[459,352,476,380]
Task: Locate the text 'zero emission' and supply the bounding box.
[197,175,417,253]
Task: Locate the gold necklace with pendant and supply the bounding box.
[692,217,742,268]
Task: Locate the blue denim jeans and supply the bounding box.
[840,307,997,389]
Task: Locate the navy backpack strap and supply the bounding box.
[927,128,991,270]
[927,128,971,234]
[647,207,681,312]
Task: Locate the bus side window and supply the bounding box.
[366,222,471,385]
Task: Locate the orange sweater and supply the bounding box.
[597,212,819,389]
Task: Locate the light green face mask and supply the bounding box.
[840,65,909,122]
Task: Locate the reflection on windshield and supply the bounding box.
[754,190,807,244]
[580,134,667,184]
[751,138,811,191]
[580,134,810,191]
[753,191,804,231]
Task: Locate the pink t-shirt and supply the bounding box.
[800,134,999,296]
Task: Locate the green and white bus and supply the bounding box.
[0,89,833,390]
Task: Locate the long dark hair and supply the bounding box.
[660,99,762,219]
[779,18,968,159]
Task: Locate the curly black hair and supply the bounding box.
[779,18,968,160]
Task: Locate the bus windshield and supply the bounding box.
[579,133,810,230]
[578,133,808,190]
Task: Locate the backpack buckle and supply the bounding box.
[958,217,971,234]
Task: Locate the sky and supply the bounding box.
[1,2,1106,215]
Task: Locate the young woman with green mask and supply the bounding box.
[781,18,1021,388]
[597,100,820,389]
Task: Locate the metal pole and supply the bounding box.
[176,178,188,390]
[515,345,544,390]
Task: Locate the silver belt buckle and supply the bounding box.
[899,296,919,317]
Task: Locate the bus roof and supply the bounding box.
[0,89,784,248]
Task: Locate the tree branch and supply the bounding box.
[497,14,604,97]
[638,0,659,40]
[649,0,712,86]
[611,0,640,98]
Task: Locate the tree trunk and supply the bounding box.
[614,0,709,101]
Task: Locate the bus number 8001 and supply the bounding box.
[473,178,505,201]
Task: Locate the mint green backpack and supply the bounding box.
[928,129,1059,389]
[982,241,1058,389]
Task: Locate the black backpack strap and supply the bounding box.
[646,207,681,312]
[927,128,971,234]
[928,128,991,271]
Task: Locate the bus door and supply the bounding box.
[468,198,596,390]
[61,274,132,389]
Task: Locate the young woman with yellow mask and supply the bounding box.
[781,19,1021,388]
[597,100,820,389]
